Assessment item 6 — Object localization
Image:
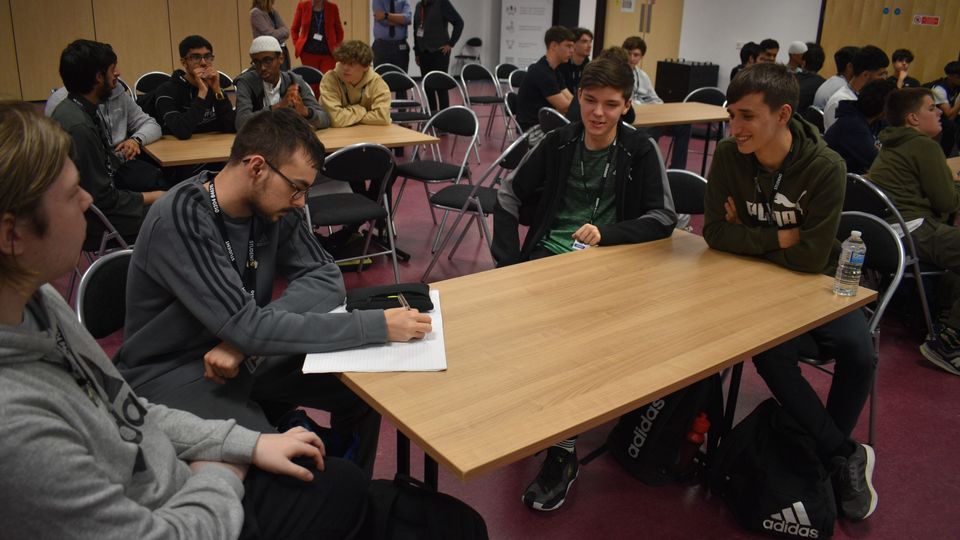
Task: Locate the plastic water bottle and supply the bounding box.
[833,231,866,296]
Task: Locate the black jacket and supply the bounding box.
[492,122,677,266]
[823,100,878,175]
[153,70,236,140]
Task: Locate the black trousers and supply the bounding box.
[418,49,451,112]
[373,39,410,72]
[240,457,368,540]
[753,309,876,459]
[139,355,381,478]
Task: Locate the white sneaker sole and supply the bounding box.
[860,443,878,520]
[920,343,960,376]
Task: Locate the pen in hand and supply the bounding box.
[396,292,411,311]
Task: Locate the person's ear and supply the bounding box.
[905,110,920,128]
[0,213,26,257]
[779,104,793,125]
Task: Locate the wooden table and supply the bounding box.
[143,124,440,167]
[948,156,960,180]
[341,232,876,483]
[632,102,729,176]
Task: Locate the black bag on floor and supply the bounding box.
[604,373,724,485]
[361,474,488,540]
[710,399,836,539]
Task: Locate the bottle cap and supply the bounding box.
[850,230,862,239]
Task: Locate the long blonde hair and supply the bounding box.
[252,0,275,11]
[0,101,71,285]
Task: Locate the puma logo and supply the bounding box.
[773,190,807,216]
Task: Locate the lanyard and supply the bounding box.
[69,94,117,176]
[574,135,618,224]
[753,144,794,226]
[208,180,258,297]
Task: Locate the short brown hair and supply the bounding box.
[885,87,935,127]
[333,40,373,66]
[251,0,274,10]
[726,62,798,116]
[0,101,72,286]
[580,52,633,101]
[622,36,647,56]
[544,26,575,47]
[229,108,326,171]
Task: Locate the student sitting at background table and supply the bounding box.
[493,56,677,511]
[152,35,236,140]
[235,36,329,130]
[319,40,391,127]
[703,62,877,523]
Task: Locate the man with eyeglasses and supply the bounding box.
[235,36,329,130]
[153,35,236,140]
[116,109,433,480]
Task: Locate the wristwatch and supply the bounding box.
[131,135,143,148]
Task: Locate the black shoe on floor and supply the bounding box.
[521,447,579,511]
[835,443,878,521]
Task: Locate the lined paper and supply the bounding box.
[302,290,446,373]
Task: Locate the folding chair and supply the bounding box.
[218,71,235,91]
[374,63,405,76]
[667,86,726,169]
[134,71,170,95]
[305,143,400,283]
[67,204,133,304]
[502,91,522,150]
[421,71,479,164]
[420,132,533,282]
[666,169,707,215]
[844,173,943,339]
[801,105,825,133]
[381,71,431,126]
[393,106,479,248]
[495,62,519,93]
[538,106,569,133]
[117,77,134,99]
[292,65,324,85]
[799,211,907,446]
[452,37,482,75]
[75,248,133,338]
[508,69,526,92]
[460,63,505,138]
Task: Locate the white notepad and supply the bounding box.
[301,290,447,373]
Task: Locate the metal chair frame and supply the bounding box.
[460,63,505,138]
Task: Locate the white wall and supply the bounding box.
[579,0,597,35]
[678,0,822,90]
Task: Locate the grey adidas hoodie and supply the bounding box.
[0,284,260,540]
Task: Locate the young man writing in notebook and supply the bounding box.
[493,57,677,510]
[115,109,431,479]
[703,62,878,521]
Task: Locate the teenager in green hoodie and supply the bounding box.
[868,88,960,375]
[704,63,878,522]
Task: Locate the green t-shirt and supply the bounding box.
[539,144,617,254]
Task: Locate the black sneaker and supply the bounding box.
[920,326,960,376]
[835,443,878,521]
[521,447,579,511]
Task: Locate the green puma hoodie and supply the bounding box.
[868,126,960,225]
[704,115,846,274]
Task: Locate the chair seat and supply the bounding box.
[396,160,469,181]
[308,193,386,227]
[391,99,421,109]
[429,184,497,213]
[468,96,503,104]
[391,111,432,123]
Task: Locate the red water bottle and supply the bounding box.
[674,412,711,479]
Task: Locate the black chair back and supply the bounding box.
[509,70,526,89]
[505,92,519,116]
[292,65,324,85]
[134,71,170,95]
[323,143,396,197]
[382,71,417,94]
[461,63,493,83]
[666,169,708,215]
[837,211,905,332]
[428,106,478,137]
[218,71,235,90]
[683,86,725,106]
[76,249,133,339]
[422,70,460,92]
[496,63,519,80]
[842,174,894,218]
[801,106,825,133]
[538,107,569,133]
[500,135,530,170]
[375,63,405,75]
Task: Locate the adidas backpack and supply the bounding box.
[710,399,836,539]
[604,374,723,485]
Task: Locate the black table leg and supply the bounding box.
[424,455,439,491]
[397,429,410,476]
[705,362,744,478]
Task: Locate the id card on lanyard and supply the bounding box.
[753,145,794,227]
[571,135,618,249]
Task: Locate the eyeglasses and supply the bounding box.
[263,159,310,200]
[250,55,279,68]
[185,53,215,63]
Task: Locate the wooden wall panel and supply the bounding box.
[820,0,959,83]
[93,0,174,84]
[237,0,303,69]
[169,0,243,80]
[602,0,684,85]
[0,0,21,99]
[11,0,95,101]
